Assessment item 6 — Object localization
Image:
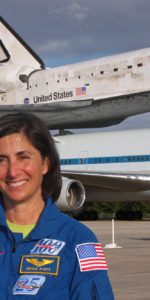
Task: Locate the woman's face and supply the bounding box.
[0,133,49,205]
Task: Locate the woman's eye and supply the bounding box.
[20,155,29,160]
[0,157,6,163]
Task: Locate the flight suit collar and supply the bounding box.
[0,197,60,238]
[25,197,61,240]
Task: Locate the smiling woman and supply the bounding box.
[0,113,61,202]
[0,113,114,300]
[0,133,49,224]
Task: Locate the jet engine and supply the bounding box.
[56,177,85,211]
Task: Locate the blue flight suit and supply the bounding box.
[0,197,114,299]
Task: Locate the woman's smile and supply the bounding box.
[7,180,28,188]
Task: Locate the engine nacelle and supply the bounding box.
[56,177,85,211]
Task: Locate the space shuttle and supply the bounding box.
[1,16,150,129]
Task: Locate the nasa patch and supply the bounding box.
[12,275,45,295]
[30,238,65,255]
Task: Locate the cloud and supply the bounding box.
[47,0,89,21]
[37,39,70,54]
[37,35,95,57]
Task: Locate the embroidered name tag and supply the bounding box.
[30,238,65,255]
[12,275,45,295]
[20,255,60,275]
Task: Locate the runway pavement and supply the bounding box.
[82,220,150,300]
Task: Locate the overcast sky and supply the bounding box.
[1,0,150,131]
[1,0,150,67]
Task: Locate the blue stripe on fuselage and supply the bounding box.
[60,154,150,165]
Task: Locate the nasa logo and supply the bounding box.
[30,238,65,255]
[24,98,29,104]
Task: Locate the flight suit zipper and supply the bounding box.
[93,286,97,300]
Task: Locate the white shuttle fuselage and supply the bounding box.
[1,16,150,129]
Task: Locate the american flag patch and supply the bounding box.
[76,87,86,96]
[75,243,108,272]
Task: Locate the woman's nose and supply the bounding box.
[7,161,20,178]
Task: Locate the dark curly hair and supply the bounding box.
[0,113,62,202]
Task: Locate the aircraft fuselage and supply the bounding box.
[55,128,150,202]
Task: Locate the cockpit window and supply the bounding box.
[0,40,10,63]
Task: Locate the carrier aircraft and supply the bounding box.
[1,16,150,129]
[55,128,150,211]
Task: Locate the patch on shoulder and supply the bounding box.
[75,242,108,272]
[12,275,46,295]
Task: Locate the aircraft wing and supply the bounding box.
[62,170,150,192]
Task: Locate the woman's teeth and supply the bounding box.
[8,180,27,187]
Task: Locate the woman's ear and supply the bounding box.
[42,157,50,175]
